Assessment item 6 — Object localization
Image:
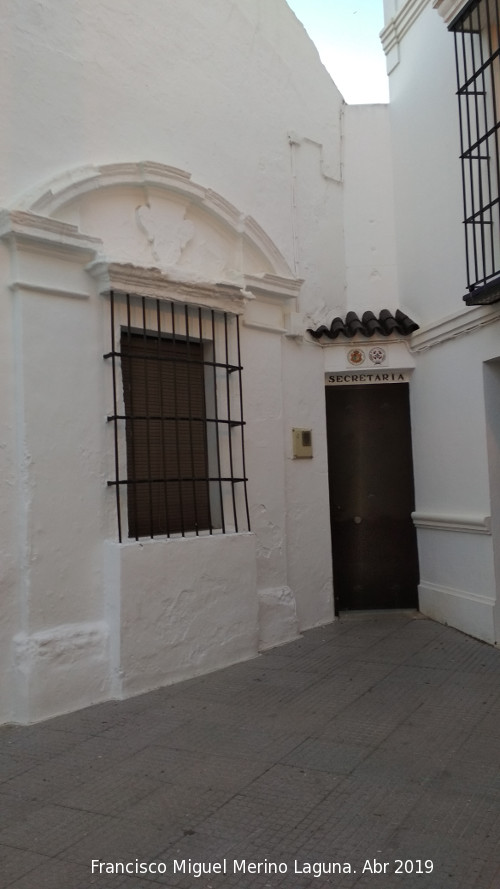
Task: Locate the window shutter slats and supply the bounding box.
[121,333,211,537]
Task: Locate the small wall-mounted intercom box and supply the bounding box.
[292,428,313,458]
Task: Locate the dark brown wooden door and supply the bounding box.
[326,383,419,612]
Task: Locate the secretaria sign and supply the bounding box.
[326,371,411,386]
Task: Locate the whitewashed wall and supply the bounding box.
[342,104,399,317]
[383,0,500,643]
[0,0,348,724]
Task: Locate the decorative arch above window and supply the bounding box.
[1,162,303,540]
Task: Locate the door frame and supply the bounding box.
[325,379,419,615]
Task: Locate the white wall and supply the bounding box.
[385,1,466,326]
[0,0,342,723]
[0,242,21,720]
[281,336,334,631]
[384,0,500,643]
[0,0,342,266]
[342,104,399,316]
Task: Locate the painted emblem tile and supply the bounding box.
[348,348,365,365]
[369,347,386,365]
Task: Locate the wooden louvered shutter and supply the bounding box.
[121,332,211,537]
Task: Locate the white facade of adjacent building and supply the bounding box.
[381,0,500,645]
[0,0,498,726]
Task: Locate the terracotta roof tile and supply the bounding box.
[308,309,419,340]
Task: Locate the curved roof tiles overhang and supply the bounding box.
[308,309,419,341]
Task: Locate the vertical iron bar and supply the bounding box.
[200,306,213,533]
[156,299,171,537]
[472,2,488,284]
[126,293,139,539]
[171,302,186,536]
[462,23,476,285]
[211,309,225,533]
[110,290,122,543]
[236,314,251,531]
[464,18,480,286]
[184,304,199,535]
[456,29,473,288]
[482,0,496,280]
[224,312,238,532]
[493,0,500,276]
[142,297,154,538]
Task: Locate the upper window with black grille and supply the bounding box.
[451,0,500,304]
[105,291,250,541]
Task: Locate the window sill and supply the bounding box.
[464,276,500,306]
[116,527,254,545]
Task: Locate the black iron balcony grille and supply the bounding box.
[451,0,500,304]
[104,290,250,542]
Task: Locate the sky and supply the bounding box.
[285,0,389,104]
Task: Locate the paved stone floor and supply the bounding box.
[1,613,500,889]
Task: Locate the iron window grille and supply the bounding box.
[104,290,250,541]
[451,0,500,304]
